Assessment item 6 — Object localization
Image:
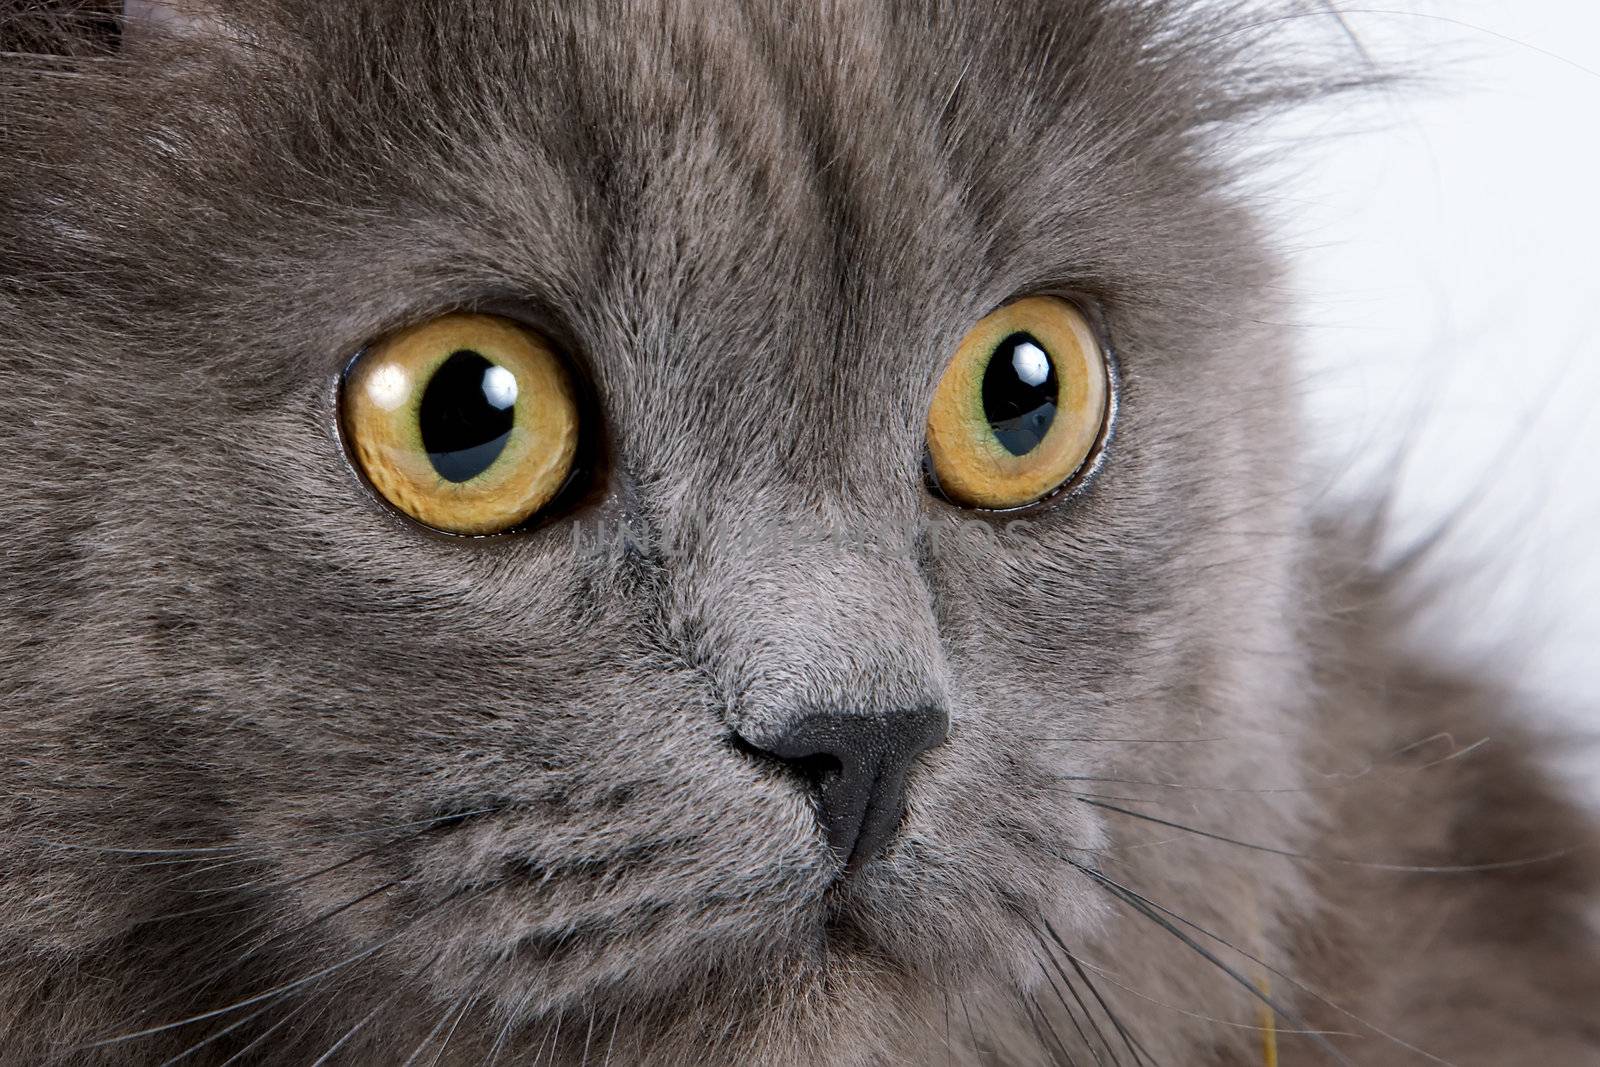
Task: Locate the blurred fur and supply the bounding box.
[0,0,1595,1063]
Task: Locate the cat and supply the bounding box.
[1,1,1597,1064]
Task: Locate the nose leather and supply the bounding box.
[743,705,948,869]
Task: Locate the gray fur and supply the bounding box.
[0,1,1595,1063]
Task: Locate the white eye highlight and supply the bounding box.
[365,363,412,411]
[482,365,519,410]
[1012,341,1050,387]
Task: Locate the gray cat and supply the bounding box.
[2,1,1597,1064]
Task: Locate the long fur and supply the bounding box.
[1,1,1596,1063]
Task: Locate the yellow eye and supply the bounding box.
[925,297,1110,510]
[340,313,581,535]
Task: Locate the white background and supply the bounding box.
[1264,1,1600,797]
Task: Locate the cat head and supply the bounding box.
[0,0,1348,1060]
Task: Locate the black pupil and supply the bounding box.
[981,332,1058,456]
[418,350,516,482]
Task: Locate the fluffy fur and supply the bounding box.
[0,1,1596,1063]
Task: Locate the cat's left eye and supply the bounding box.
[925,296,1111,510]
[339,313,581,535]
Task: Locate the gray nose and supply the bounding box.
[740,706,949,869]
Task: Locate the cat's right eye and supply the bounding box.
[339,313,581,535]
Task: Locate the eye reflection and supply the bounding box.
[482,365,518,410]
[365,363,411,411]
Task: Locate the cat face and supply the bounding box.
[1,0,1325,1059]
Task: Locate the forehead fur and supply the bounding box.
[1,0,1341,500]
[4,0,1332,329]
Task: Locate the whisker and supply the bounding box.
[159,932,420,1067]
[128,817,499,1028]
[431,998,479,1067]
[1067,860,1353,1066]
[1038,936,1122,1067]
[1388,733,1491,766]
[942,992,954,1067]
[1312,0,1375,66]
[87,937,390,1051]
[1017,736,1234,745]
[958,995,981,1059]
[1020,990,1081,1066]
[427,959,501,1067]
[123,878,403,1030]
[1069,953,1358,1038]
[303,934,471,1066]
[1051,775,1348,796]
[1080,796,1588,872]
[1031,949,1108,1066]
[309,986,409,1067]
[43,806,505,862]
[117,854,264,873]
[1313,8,1600,82]
[484,993,526,1065]
[215,997,316,1067]
[212,833,436,897]
[400,985,477,1067]
[965,996,1012,1065]
[600,1013,621,1066]
[1049,928,1160,1067]
[40,841,247,859]
[536,1011,564,1067]
[139,828,434,927]
[1043,732,1495,798]
[1059,790,1169,806]
[153,1004,275,1067]
[580,1008,597,1065]
[82,880,495,1051]
[1071,863,1460,1067]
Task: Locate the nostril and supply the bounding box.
[730,705,948,870]
[731,733,844,792]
